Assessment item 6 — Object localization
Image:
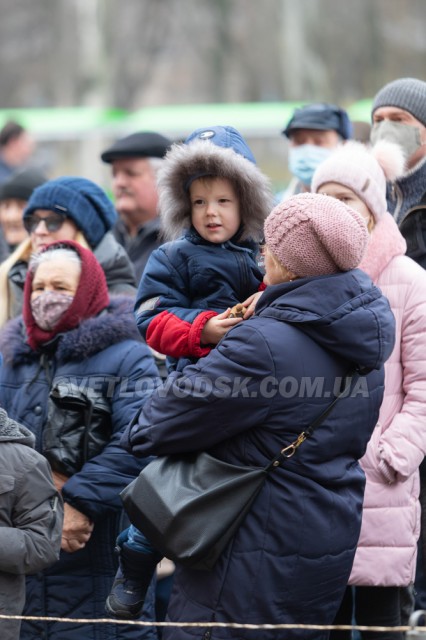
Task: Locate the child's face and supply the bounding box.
[317,182,374,232]
[189,177,241,243]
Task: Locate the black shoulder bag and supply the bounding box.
[121,370,357,571]
[43,381,112,476]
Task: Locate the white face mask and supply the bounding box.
[288,145,334,186]
[370,120,422,160]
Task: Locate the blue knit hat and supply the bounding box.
[182,125,257,190]
[23,176,117,248]
[184,126,256,164]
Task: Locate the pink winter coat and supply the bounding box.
[349,212,426,586]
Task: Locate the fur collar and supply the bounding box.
[358,212,406,281]
[157,139,275,243]
[0,296,141,365]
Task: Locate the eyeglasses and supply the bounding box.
[23,213,65,233]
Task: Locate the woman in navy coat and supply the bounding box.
[122,194,396,640]
[0,240,160,640]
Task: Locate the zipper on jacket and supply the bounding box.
[49,495,59,534]
[399,203,426,228]
[389,181,403,223]
[235,249,252,295]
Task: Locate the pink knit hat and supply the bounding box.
[264,192,369,277]
[311,140,405,222]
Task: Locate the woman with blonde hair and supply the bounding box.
[0,175,136,327]
[0,240,159,640]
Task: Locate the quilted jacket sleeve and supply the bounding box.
[62,341,161,521]
[134,246,217,359]
[122,322,275,457]
[375,259,426,481]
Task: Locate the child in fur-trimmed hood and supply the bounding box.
[134,125,275,369]
[106,126,275,620]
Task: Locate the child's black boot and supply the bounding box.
[105,544,159,619]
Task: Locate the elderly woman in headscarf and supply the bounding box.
[0,239,160,640]
[0,176,136,327]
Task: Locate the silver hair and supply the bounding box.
[29,246,82,275]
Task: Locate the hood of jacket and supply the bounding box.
[256,268,395,372]
[0,406,35,446]
[359,212,407,281]
[157,138,275,243]
[0,296,141,366]
[94,231,136,293]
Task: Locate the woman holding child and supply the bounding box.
[123,192,396,639]
[0,240,160,640]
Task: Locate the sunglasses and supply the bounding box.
[24,213,65,234]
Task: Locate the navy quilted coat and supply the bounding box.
[122,270,396,640]
[134,228,263,366]
[0,297,160,640]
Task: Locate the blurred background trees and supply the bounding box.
[0,0,424,188]
[1,0,424,109]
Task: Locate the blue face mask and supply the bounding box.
[288,144,335,186]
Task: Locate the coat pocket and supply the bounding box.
[43,381,112,476]
[0,474,14,494]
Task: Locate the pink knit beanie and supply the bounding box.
[311,140,405,222]
[264,192,369,277]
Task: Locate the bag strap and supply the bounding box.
[266,368,359,471]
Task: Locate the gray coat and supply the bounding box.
[0,408,62,640]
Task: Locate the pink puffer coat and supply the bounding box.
[350,212,426,586]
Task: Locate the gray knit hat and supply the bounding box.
[372,77,426,127]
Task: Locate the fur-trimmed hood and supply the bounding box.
[157,138,275,242]
[0,296,141,365]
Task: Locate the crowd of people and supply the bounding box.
[0,75,426,640]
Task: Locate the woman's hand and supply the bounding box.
[61,503,94,553]
[201,309,243,346]
[241,291,264,319]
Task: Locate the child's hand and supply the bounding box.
[229,303,247,318]
[241,291,264,319]
[201,308,243,346]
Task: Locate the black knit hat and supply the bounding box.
[0,168,48,202]
[372,77,426,127]
[101,131,172,163]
